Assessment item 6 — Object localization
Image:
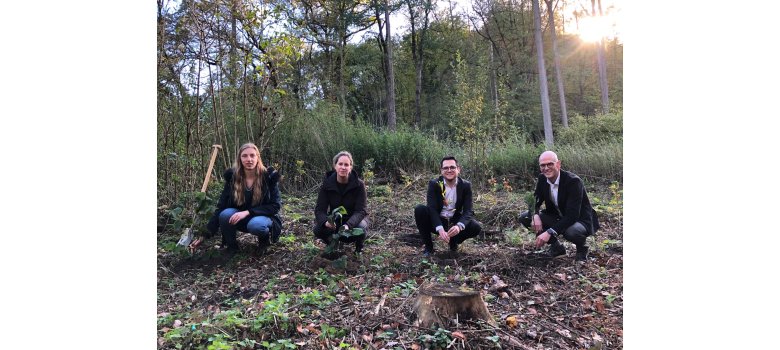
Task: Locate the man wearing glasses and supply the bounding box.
[414,156,482,257]
[519,151,600,261]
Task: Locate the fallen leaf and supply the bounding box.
[583,298,593,309]
[533,284,545,292]
[528,307,538,315]
[411,344,421,350]
[554,273,567,282]
[381,324,391,330]
[297,324,309,335]
[594,297,605,313]
[556,328,572,338]
[505,315,519,328]
[173,320,182,328]
[500,334,524,347]
[500,292,509,298]
[307,323,320,335]
[362,334,373,342]
[452,331,466,340]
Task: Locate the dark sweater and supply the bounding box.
[314,169,368,229]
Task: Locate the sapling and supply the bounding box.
[323,206,364,255]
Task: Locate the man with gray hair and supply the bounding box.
[519,151,600,261]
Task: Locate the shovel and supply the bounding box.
[177,144,222,247]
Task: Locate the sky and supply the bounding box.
[369,0,623,43]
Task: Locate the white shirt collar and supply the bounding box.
[546,173,560,187]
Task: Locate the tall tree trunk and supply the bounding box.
[489,45,498,111]
[545,0,568,127]
[340,38,347,118]
[592,0,609,113]
[532,0,554,147]
[384,0,397,131]
[407,0,431,129]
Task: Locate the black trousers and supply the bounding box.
[313,219,368,246]
[414,204,481,251]
[518,211,588,248]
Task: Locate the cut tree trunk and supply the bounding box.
[412,282,496,328]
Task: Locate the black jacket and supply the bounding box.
[533,170,599,235]
[314,169,368,229]
[425,176,475,229]
[205,167,283,238]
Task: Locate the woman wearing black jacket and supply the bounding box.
[190,143,282,254]
[314,151,369,253]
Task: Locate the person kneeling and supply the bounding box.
[519,151,599,262]
[414,156,481,256]
[189,143,282,255]
[313,151,369,254]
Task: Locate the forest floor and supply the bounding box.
[157,177,623,350]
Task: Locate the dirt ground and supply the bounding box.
[157,180,623,349]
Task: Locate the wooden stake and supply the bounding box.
[201,144,222,192]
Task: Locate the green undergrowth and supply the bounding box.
[158,176,623,349]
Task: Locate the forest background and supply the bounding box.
[3,1,780,349]
[156,0,623,203]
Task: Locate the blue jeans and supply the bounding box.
[219,208,272,249]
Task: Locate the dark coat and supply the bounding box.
[533,170,599,235]
[425,176,475,229]
[205,167,283,239]
[314,169,368,229]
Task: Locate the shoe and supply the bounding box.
[422,247,433,257]
[257,236,270,255]
[575,246,589,261]
[545,243,566,258]
[219,245,239,256]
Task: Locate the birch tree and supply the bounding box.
[532,0,553,146]
[545,0,568,127]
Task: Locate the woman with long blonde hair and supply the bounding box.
[190,143,282,254]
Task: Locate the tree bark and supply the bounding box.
[546,0,568,127]
[384,0,397,131]
[532,0,554,147]
[593,0,609,113]
[413,282,496,329]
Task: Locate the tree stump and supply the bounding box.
[412,282,496,329]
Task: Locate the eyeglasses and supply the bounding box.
[441,165,458,171]
[539,162,556,169]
